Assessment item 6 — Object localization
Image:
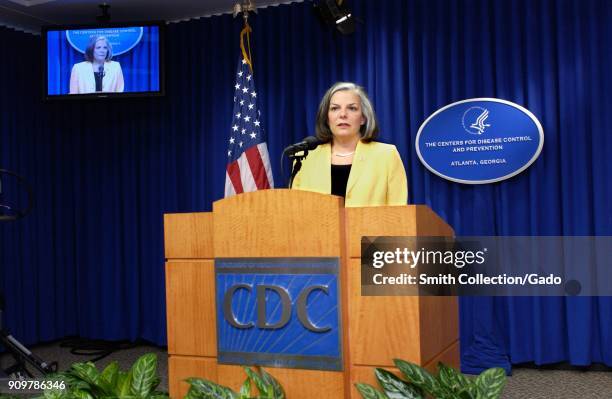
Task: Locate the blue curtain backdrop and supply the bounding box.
[0,0,610,373]
[46,26,160,95]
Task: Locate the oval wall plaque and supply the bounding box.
[416,98,544,184]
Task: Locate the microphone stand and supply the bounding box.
[282,137,321,188]
[287,149,310,189]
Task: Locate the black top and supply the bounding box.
[94,71,104,92]
[331,164,352,198]
[94,66,105,92]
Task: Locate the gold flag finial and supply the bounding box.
[233,0,257,71]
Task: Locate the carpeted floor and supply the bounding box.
[2,340,611,398]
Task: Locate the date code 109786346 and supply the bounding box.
[0,378,66,393]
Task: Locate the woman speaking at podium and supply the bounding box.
[292,82,408,207]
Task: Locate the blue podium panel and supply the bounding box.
[215,258,342,371]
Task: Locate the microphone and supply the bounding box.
[283,136,322,155]
[95,65,105,92]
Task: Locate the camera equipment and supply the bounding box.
[0,169,34,222]
[0,294,56,377]
[0,170,55,377]
[313,0,357,35]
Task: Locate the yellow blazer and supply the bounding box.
[292,141,408,207]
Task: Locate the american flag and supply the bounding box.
[224,57,274,197]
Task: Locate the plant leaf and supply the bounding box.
[41,391,65,399]
[130,353,158,397]
[184,387,205,399]
[244,367,271,397]
[354,383,389,399]
[70,389,95,399]
[63,372,92,392]
[185,377,238,399]
[456,386,479,399]
[99,361,119,389]
[374,368,424,399]
[393,359,448,398]
[118,370,134,398]
[474,368,506,399]
[69,362,100,386]
[69,362,110,397]
[259,368,285,399]
[239,377,251,399]
[437,363,471,394]
[150,376,162,392]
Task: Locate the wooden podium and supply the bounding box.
[164,190,458,398]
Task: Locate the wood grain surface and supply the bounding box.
[166,261,217,356]
[213,189,343,257]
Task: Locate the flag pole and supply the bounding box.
[226,0,274,197]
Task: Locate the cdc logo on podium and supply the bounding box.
[215,258,342,371]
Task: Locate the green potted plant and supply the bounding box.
[40,353,168,399]
[184,367,285,399]
[355,359,506,399]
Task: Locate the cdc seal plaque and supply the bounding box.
[416,98,544,184]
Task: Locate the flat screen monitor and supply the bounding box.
[42,22,165,99]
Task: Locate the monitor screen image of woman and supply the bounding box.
[69,35,124,94]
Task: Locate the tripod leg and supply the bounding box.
[3,361,33,378]
[1,330,54,376]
